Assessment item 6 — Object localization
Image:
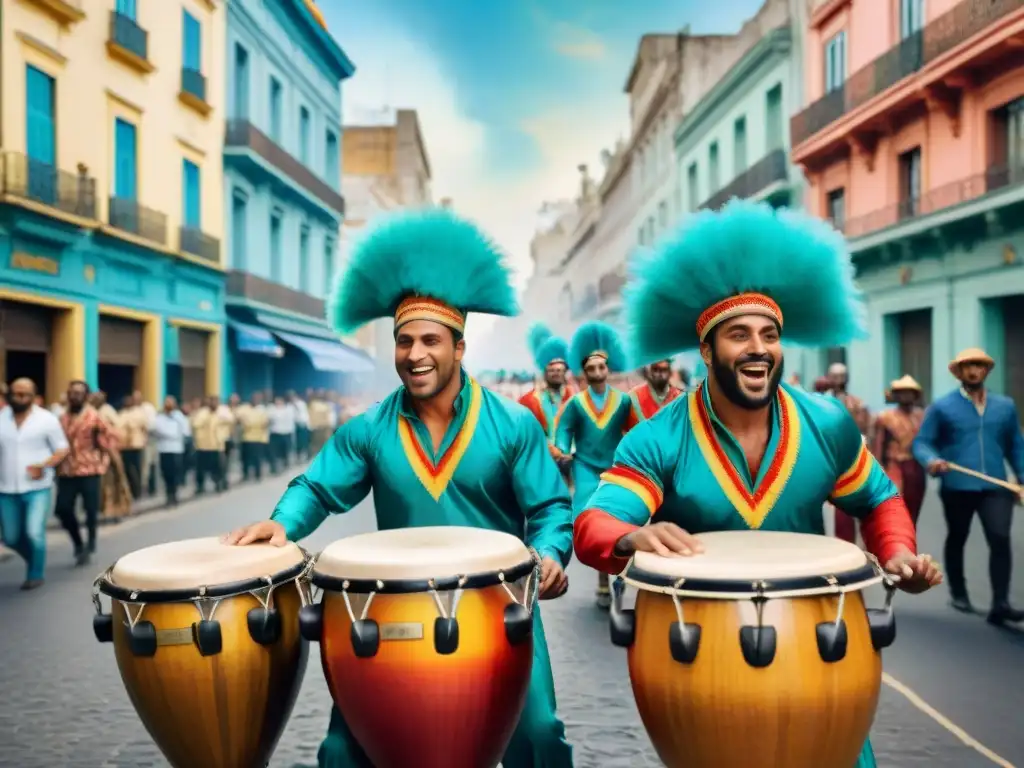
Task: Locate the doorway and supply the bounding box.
[0,300,52,397]
[98,364,136,407]
[98,315,143,405]
[1003,294,1024,425]
[897,308,933,403]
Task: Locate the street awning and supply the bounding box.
[273,330,375,373]
[228,320,284,357]
[253,310,337,341]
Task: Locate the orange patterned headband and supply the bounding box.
[696,292,783,342]
[394,296,466,334]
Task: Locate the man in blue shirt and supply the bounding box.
[913,347,1024,625]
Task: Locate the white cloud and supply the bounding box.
[341,27,628,359]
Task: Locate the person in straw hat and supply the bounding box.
[872,375,927,527]
[913,347,1024,625]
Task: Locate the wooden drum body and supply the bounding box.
[609,531,898,768]
[92,538,312,768]
[300,527,540,768]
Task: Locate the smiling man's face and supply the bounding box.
[394,319,464,400]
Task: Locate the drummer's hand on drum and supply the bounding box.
[538,557,568,600]
[884,550,943,594]
[615,522,705,558]
[221,520,288,547]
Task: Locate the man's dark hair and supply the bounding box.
[68,379,91,394]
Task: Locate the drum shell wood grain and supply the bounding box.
[319,585,533,768]
[629,589,881,768]
[110,582,307,768]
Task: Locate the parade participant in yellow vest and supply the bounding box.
[236,392,270,481]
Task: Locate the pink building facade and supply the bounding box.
[790,0,1024,416]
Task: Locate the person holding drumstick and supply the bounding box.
[224,209,575,768]
[572,201,942,768]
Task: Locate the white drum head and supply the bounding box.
[632,531,869,582]
[315,527,533,581]
[110,537,305,592]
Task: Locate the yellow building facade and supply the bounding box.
[0,0,228,405]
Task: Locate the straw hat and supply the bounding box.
[948,347,995,376]
[890,375,922,392]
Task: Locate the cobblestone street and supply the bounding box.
[0,472,1021,767]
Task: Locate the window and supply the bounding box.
[646,216,655,243]
[116,0,136,19]
[233,45,249,118]
[231,192,247,269]
[182,160,200,228]
[637,227,646,246]
[990,97,1024,181]
[182,11,201,72]
[898,147,922,218]
[114,118,138,200]
[765,84,783,151]
[826,188,845,230]
[299,107,311,164]
[270,212,282,282]
[325,130,339,184]
[824,31,847,93]
[900,0,925,39]
[299,226,310,292]
[733,117,747,175]
[658,200,668,228]
[323,239,335,292]
[269,78,282,141]
[687,162,699,212]
[25,66,55,167]
[708,142,720,194]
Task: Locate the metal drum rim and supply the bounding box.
[310,555,537,594]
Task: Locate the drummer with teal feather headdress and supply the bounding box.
[224,208,575,768]
[553,320,633,608]
[572,200,942,768]
[519,326,574,448]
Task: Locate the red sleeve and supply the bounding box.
[573,509,640,574]
[859,495,917,565]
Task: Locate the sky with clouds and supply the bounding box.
[319,0,764,346]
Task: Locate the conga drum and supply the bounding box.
[300,526,540,768]
[92,538,311,768]
[609,531,898,768]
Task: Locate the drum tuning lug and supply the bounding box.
[669,623,701,664]
[247,607,282,646]
[129,621,158,657]
[351,619,380,658]
[299,603,323,642]
[192,620,223,656]
[608,578,635,648]
[434,617,460,655]
[739,625,777,668]
[815,621,848,663]
[867,608,896,650]
[503,603,532,645]
[93,613,114,644]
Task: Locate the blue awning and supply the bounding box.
[229,320,284,357]
[274,331,375,373]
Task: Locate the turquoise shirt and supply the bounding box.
[272,372,573,567]
[586,383,898,531]
[554,386,631,470]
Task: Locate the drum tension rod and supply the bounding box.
[342,580,382,658]
[865,557,899,650]
[247,576,283,647]
[668,578,701,664]
[815,575,849,663]
[739,582,777,668]
[499,569,535,646]
[430,577,466,656]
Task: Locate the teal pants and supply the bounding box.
[570,460,604,520]
[317,609,574,767]
[856,739,878,767]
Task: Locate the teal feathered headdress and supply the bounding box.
[533,336,569,371]
[527,322,552,356]
[570,320,627,372]
[328,209,519,335]
[623,200,867,364]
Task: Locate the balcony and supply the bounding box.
[179,68,211,117]
[106,10,153,74]
[0,152,96,220]
[791,0,1024,152]
[700,149,790,210]
[226,270,326,319]
[108,196,167,246]
[21,0,84,26]
[224,120,345,216]
[179,226,220,263]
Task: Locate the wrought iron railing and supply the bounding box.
[180,226,220,262]
[108,195,167,245]
[224,120,345,215]
[700,149,789,210]
[226,269,326,318]
[791,0,1024,146]
[181,68,206,103]
[108,10,149,62]
[0,152,97,219]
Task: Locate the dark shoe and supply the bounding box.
[950,596,974,614]
[75,551,91,567]
[595,588,611,610]
[987,603,1024,625]
[20,579,44,591]
[88,540,97,555]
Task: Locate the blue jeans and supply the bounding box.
[0,489,51,581]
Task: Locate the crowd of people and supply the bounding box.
[0,380,364,590]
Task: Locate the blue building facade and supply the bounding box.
[222,0,370,399]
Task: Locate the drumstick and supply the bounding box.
[945,462,1023,495]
